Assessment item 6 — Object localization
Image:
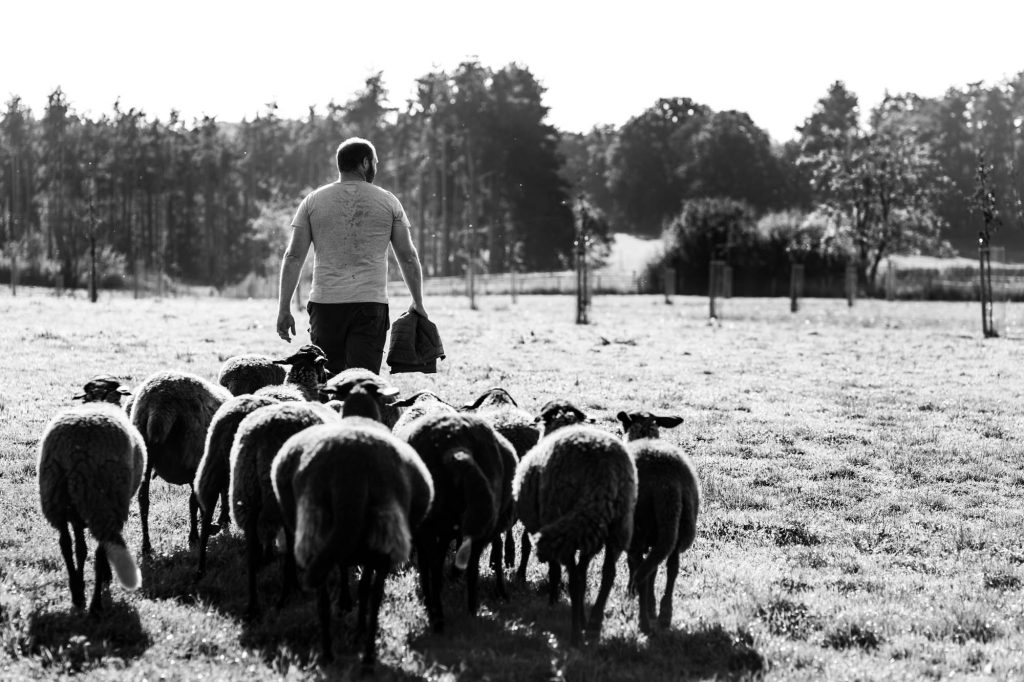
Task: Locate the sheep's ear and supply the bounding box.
[616,411,632,429]
[656,415,684,429]
[314,356,328,367]
[72,392,87,400]
[571,406,589,423]
[463,393,488,410]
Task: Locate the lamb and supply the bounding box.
[129,370,232,554]
[38,379,147,614]
[461,387,541,580]
[271,385,433,670]
[217,353,287,396]
[402,412,514,633]
[513,399,637,645]
[228,399,340,617]
[254,344,328,402]
[616,410,700,633]
[192,393,283,578]
[391,390,458,437]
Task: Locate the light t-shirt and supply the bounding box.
[291,181,410,304]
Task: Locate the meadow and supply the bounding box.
[1,290,1023,680]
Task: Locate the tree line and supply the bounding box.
[2,63,1023,292]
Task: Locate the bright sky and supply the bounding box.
[4,1,1023,144]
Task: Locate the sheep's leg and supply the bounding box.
[188,488,200,547]
[276,527,298,610]
[547,561,561,605]
[422,539,446,633]
[73,519,88,576]
[503,529,515,569]
[139,464,153,554]
[59,523,85,609]
[216,487,231,531]
[466,542,485,615]
[627,550,650,634]
[317,583,334,663]
[587,547,619,638]
[568,555,591,647]
[516,532,532,583]
[360,565,388,674]
[245,521,262,620]
[89,543,112,617]
[196,503,216,579]
[415,538,441,632]
[490,533,509,601]
[641,554,656,635]
[658,552,679,629]
[355,564,372,636]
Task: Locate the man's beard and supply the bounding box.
[364,166,376,184]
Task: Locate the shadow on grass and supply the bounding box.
[26,600,151,674]
[139,530,255,616]
[406,569,766,681]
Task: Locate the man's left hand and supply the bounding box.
[277,311,296,342]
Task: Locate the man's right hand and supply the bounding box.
[409,301,428,318]
[277,311,296,342]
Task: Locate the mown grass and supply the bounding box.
[2,290,1024,680]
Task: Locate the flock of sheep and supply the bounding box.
[36,344,702,672]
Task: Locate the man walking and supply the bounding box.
[276,137,427,374]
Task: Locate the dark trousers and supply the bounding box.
[307,301,389,375]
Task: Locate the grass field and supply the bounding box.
[2,290,1024,680]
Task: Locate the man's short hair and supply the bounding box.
[337,137,377,174]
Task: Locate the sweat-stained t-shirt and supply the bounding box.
[290,180,411,304]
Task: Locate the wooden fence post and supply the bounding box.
[845,262,856,307]
[790,263,804,313]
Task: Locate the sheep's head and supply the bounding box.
[73,375,131,405]
[616,411,683,441]
[274,344,329,383]
[321,378,399,422]
[536,399,590,435]
[461,386,518,412]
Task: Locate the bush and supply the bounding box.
[644,200,851,297]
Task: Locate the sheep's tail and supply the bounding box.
[294,477,367,586]
[143,409,176,445]
[630,486,683,590]
[102,536,142,591]
[366,497,412,565]
[445,448,496,569]
[535,501,610,565]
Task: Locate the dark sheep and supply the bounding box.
[129,370,231,554]
[461,387,541,580]
[229,400,339,617]
[617,410,700,633]
[192,393,282,578]
[271,393,433,671]
[254,344,329,402]
[514,399,637,645]
[38,380,146,615]
[402,412,512,633]
[318,368,402,428]
[217,354,287,396]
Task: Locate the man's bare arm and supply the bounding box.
[276,226,312,341]
[390,220,426,316]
